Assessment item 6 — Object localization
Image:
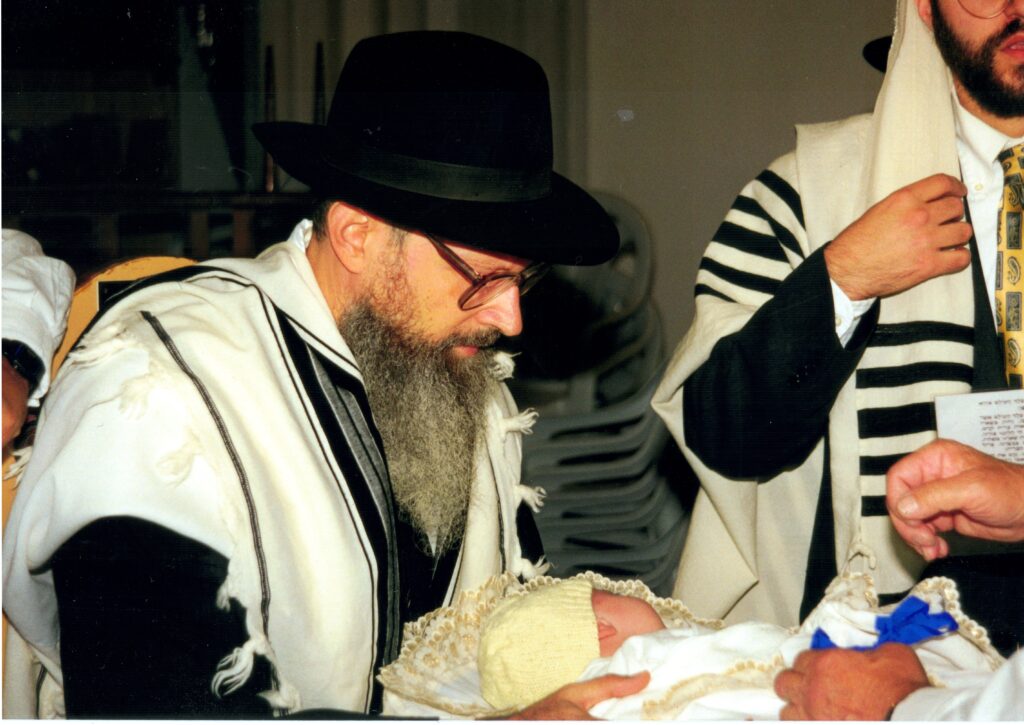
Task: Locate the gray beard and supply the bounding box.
[339,301,496,555]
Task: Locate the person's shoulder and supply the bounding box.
[796,112,872,137]
[795,112,872,161]
[758,113,872,185]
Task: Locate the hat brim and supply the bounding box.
[253,122,619,265]
[863,36,891,73]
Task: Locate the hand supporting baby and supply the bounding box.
[507,672,651,720]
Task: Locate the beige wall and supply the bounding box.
[583,1,895,346]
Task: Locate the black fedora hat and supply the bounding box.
[253,31,618,265]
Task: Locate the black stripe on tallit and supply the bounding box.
[857,402,936,439]
[694,283,735,303]
[867,321,974,348]
[755,169,805,228]
[731,196,805,260]
[861,496,889,517]
[699,257,782,296]
[274,311,399,715]
[859,453,904,477]
[856,362,974,389]
[711,220,789,264]
[140,310,278,695]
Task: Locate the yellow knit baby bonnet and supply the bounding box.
[477,578,600,710]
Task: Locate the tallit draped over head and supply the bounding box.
[652,0,977,623]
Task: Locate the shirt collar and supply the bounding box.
[952,88,1024,166]
[288,218,314,251]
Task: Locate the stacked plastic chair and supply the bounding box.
[506,193,693,597]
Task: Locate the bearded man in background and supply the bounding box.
[654,0,1024,652]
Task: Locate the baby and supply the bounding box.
[478,578,666,709]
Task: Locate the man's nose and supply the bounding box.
[476,285,523,337]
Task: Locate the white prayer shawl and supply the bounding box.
[2,235,541,717]
[652,0,977,624]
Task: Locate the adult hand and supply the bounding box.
[2,356,31,448]
[774,643,929,720]
[825,173,972,300]
[887,439,1024,560]
[508,672,650,720]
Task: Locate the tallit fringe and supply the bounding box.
[260,680,302,711]
[118,362,177,419]
[843,538,879,572]
[210,627,303,712]
[154,431,201,484]
[212,635,270,696]
[64,322,133,367]
[512,555,551,580]
[514,484,546,513]
[489,351,516,381]
[210,499,302,713]
[501,409,538,437]
[5,445,32,479]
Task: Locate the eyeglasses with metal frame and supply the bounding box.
[957,0,1014,19]
[424,233,550,311]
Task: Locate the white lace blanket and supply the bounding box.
[380,572,1003,720]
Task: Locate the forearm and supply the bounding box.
[683,247,877,478]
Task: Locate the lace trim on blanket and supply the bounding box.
[377,571,724,718]
[907,576,1003,668]
[643,658,782,720]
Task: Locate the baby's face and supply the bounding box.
[591,589,666,657]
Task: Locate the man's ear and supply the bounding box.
[915,0,935,31]
[324,201,371,274]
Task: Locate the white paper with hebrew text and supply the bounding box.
[934,389,1024,464]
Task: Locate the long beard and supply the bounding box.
[339,296,497,555]
[932,0,1024,118]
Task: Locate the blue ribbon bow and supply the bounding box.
[810,595,958,651]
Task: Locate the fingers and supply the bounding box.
[912,173,968,201]
[912,175,972,257]
[773,668,803,702]
[892,474,974,523]
[779,703,806,721]
[886,440,967,504]
[568,672,651,710]
[931,194,965,224]
[932,242,972,276]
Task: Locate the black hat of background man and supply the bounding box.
[253,31,619,265]
[863,35,892,73]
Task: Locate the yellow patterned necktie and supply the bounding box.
[997,143,1024,388]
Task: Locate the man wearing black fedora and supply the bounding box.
[3,31,644,718]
